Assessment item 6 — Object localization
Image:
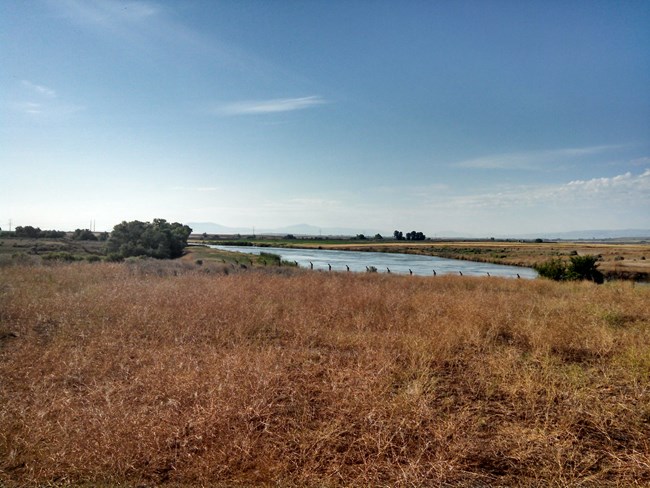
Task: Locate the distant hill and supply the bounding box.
[188,223,650,241]
[188,222,254,235]
[508,229,650,240]
[188,222,385,237]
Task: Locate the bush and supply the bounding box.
[41,230,66,238]
[72,229,98,241]
[534,255,603,283]
[534,258,567,281]
[106,252,124,262]
[567,255,604,283]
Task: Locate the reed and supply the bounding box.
[1,261,648,486]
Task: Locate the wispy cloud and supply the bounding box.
[172,186,220,192]
[434,168,650,210]
[454,145,625,170]
[51,0,293,83]
[11,80,85,118]
[216,96,326,116]
[22,80,57,98]
[55,0,159,27]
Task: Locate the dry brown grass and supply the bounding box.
[1,261,649,486]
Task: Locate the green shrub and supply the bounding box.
[72,229,98,241]
[106,252,124,262]
[534,258,567,281]
[106,219,192,260]
[568,255,604,283]
[534,255,603,283]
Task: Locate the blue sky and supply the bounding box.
[1,0,649,236]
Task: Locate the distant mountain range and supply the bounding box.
[188,222,385,237]
[509,229,650,240]
[189,222,650,240]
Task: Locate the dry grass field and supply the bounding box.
[1,260,649,486]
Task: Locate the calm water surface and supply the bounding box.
[210,245,538,279]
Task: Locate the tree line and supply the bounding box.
[4,219,193,261]
[393,230,426,241]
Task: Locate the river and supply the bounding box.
[209,245,538,279]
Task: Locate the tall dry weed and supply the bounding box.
[0,261,649,486]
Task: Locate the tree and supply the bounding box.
[374,233,383,240]
[393,230,404,240]
[406,230,426,241]
[72,228,98,241]
[106,219,192,259]
[15,226,42,238]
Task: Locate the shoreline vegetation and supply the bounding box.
[1,232,649,281]
[1,260,649,486]
[194,236,650,283]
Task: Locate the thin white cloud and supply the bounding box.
[173,186,219,192]
[55,0,159,26]
[217,96,326,116]
[630,156,650,166]
[454,145,625,170]
[22,80,57,98]
[373,183,450,196]
[11,80,85,118]
[51,0,314,92]
[11,101,85,118]
[14,102,44,115]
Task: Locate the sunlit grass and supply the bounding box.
[1,261,649,486]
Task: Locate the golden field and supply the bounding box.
[1,260,649,486]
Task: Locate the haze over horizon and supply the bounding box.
[2,1,649,235]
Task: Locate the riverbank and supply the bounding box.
[204,243,538,279]
[332,241,650,282]
[1,261,649,486]
[196,238,650,281]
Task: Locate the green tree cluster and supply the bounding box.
[406,230,426,241]
[72,229,98,241]
[534,255,604,283]
[14,226,66,238]
[106,219,192,260]
[393,230,426,241]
